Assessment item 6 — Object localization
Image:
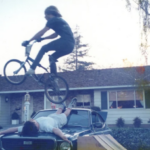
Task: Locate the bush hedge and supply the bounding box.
[116,117,125,128]
[133,117,142,128]
[111,128,150,150]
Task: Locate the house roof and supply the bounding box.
[0,66,150,93]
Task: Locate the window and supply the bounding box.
[76,95,91,107]
[67,110,90,127]
[109,90,144,109]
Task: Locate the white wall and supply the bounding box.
[94,90,101,107]
[94,90,150,124]
[105,109,150,124]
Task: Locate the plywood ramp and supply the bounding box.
[77,134,127,150]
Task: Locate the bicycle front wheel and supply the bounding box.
[45,75,69,104]
[4,59,27,85]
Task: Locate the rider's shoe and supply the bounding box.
[57,97,66,110]
[68,97,77,109]
[26,68,35,76]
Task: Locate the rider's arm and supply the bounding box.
[0,127,18,135]
[29,27,50,42]
[43,32,58,40]
[53,128,70,143]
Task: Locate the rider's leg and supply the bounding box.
[30,46,47,70]
[26,39,74,75]
[49,46,73,75]
[55,97,77,116]
[64,97,77,117]
[56,101,66,114]
[26,45,51,74]
[49,56,57,75]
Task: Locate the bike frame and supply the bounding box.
[15,41,50,82]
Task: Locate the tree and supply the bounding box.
[125,0,150,64]
[60,26,94,71]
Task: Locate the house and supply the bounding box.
[0,66,150,126]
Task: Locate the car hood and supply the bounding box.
[62,126,90,140]
[1,126,90,142]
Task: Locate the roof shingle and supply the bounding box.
[0,66,150,92]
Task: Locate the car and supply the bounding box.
[0,107,112,150]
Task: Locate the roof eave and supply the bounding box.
[0,84,149,94]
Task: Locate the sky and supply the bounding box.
[0,0,148,75]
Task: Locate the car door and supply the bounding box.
[91,111,105,134]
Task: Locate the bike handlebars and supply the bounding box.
[23,38,45,56]
[22,38,45,47]
[25,40,37,56]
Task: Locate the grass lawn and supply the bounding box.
[111,128,150,150]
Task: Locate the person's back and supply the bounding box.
[46,17,75,43]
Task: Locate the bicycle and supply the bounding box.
[3,40,69,104]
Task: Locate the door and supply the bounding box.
[0,95,10,126]
[91,111,104,134]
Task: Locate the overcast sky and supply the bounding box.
[0,0,147,75]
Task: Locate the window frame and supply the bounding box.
[107,89,145,110]
[76,94,91,108]
[91,111,104,131]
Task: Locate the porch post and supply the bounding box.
[24,92,30,121]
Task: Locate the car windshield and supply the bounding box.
[33,110,90,128]
[67,110,90,127]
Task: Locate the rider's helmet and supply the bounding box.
[45,6,62,17]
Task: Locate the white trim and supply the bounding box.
[107,92,109,109]
[99,91,101,108]
[143,90,146,108]
[0,89,45,94]
[116,91,118,108]
[0,84,144,94]
[134,91,136,108]
[0,95,1,114]
[44,94,46,110]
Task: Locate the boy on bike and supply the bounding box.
[22,6,75,75]
[0,97,77,143]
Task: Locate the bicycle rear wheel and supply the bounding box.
[4,59,27,85]
[45,75,69,104]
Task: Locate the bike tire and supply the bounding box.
[45,75,69,104]
[3,59,27,85]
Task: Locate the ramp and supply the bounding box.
[78,134,127,150]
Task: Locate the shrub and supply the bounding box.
[11,112,19,120]
[116,117,125,128]
[133,117,142,128]
[0,126,3,129]
[112,128,150,150]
